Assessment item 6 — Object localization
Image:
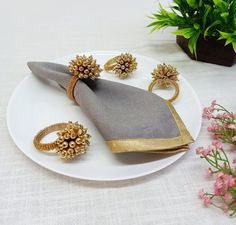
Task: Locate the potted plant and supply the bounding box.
[148,0,236,66]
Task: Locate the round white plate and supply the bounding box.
[7,51,202,181]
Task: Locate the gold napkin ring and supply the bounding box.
[148,63,180,103]
[67,55,102,101]
[104,53,137,79]
[33,121,91,160]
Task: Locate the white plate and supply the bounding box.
[7,51,202,181]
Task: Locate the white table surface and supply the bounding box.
[1,0,236,224]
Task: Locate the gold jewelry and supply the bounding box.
[104,53,137,79]
[148,63,179,103]
[67,55,102,101]
[33,121,91,160]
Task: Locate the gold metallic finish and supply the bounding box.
[68,55,102,80]
[148,63,180,103]
[33,121,91,160]
[104,53,137,79]
[106,101,194,153]
[148,79,179,103]
[67,75,79,101]
[151,63,179,89]
[67,55,102,101]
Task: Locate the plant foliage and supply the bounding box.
[148,0,236,55]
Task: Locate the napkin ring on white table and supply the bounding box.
[67,55,102,101]
[33,121,91,160]
[148,63,179,103]
[104,53,137,79]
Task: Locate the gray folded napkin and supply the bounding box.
[28,61,193,154]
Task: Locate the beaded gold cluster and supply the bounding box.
[68,55,102,80]
[113,53,137,79]
[55,122,91,160]
[151,63,179,89]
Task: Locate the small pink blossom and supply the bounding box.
[203,106,214,120]
[224,192,233,201]
[225,175,236,187]
[196,147,205,155]
[211,100,217,106]
[207,121,220,132]
[221,203,229,212]
[227,124,236,130]
[198,189,205,199]
[207,168,213,176]
[232,136,236,142]
[214,179,223,196]
[212,140,223,149]
[210,133,218,140]
[233,158,236,164]
[203,195,211,207]
[223,112,231,119]
[216,113,223,119]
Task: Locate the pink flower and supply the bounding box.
[210,133,218,140]
[216,113,223,119]
[198,189,205,199]
[196,147,205,155]
[214,178,223,196]
[223,112,231,119]
[221,203,229,212]
[211,100,217,106]
[207,121,220,132]
[203,145,214,156]
[203,195,211,207]
[232,136,236,142]
[233,158,236,164]
[203,106,214,120]
[223,192,233,201]
[225,175,236,187]
[212,140,223,149]
[228,124,236,130]
[207,167,213,176]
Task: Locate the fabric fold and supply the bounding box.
[28,61,194,154]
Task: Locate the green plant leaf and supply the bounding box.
[188,31,200,56]
[202,5,211,30]
[232,42,236,52]
[187,0,198,8]
[213,0,229,12]
[204,20,221,37]
[218,31,236,52]
[173,28,196,38]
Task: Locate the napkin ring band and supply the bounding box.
[148,79,179,103]
[33,121,91,160]
[67,76,79,101]
[104,53,137,79]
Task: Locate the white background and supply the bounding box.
[1,0,236,224]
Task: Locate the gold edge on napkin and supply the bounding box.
[106,101,194,153]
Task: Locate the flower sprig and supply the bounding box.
[197,101,236,216]
[203,100,236,145]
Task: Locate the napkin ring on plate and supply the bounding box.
[33,121,91,160]
[104,53,137,79]
[148,63,179,103]
[67,55,102,101]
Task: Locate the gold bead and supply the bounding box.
[69,141,76,148]
[62,141,68,148]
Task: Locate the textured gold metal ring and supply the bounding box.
[33,121,91,160]
[104,53,137,79]
[148,79,179,103]
[66,55,102,101]
[67,76,79,101]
